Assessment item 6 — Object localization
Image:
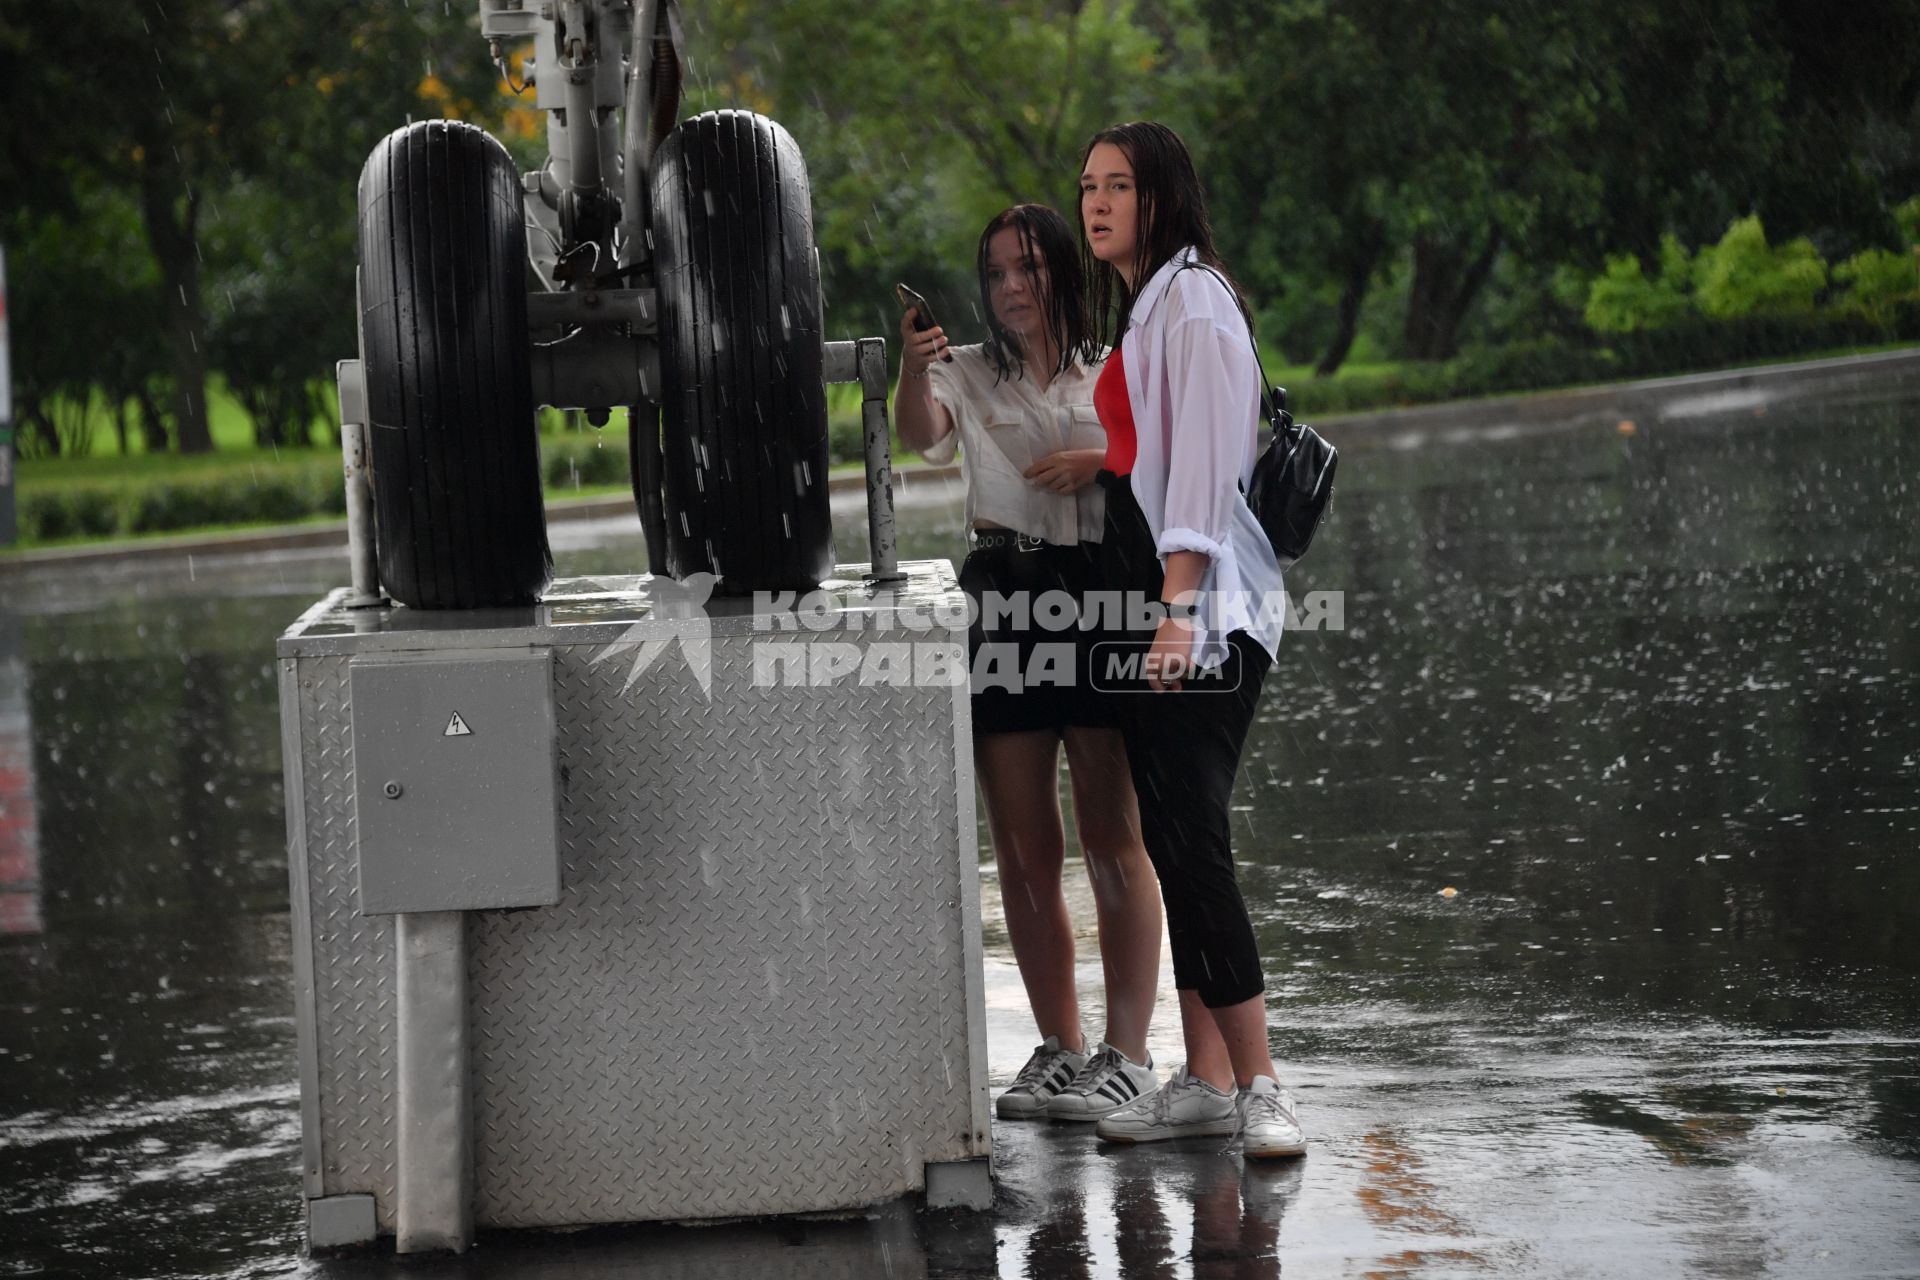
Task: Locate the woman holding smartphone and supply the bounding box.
[1075,122,1304,1157]
[893,205,1164,1123]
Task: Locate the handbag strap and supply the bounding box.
[1166,259,1288,424]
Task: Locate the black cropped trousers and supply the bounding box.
[1094,471,1272,1008]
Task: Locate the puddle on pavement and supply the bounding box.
[2,387,1917,1277]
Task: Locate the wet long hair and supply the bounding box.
[976,204,1098,384]
[1076,121,1249,347]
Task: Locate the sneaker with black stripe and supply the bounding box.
[1045,1042,1157,1121]
[996,1035,1089,1119]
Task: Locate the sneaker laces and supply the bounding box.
[1065,1044,1124,1093]
[1010,1043,1070,1092]
[1242,1085,1295,1129]
[1153,1068,1217,1122]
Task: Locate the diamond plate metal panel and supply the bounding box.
[298,654,398,1226]
[287,567,985,1233]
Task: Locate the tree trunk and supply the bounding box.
[111,399,133,455]
[1403,230,1503,362]
[135,386,170,453]
[137,142,212,454]
[242,388,274,449]
[1315,232,1386,377]
[19,404,59,458]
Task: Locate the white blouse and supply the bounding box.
[1118,247,1286,668]
[918,343,1108,546]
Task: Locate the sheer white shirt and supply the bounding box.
[918,343,1108,546]
[1118,247,1287,667]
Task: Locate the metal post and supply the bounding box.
[395,911,472,1254]
[0,244,14,548]
[856,337,905,585]
[559,3,604,201]
[335,360,384,608]
[0,427,14,551]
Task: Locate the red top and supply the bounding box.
[1095,347,1135,475]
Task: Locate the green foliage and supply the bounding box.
[15,455,345,543]
[5,0,509,454]
[1583,237,1694,334]
[21,488,126,541]
[1280,305,1919,420]
[684,1,1167,347]
[1897,197,1920,247]
[1691,216,1827,320]
[542,433,632,490]
[11,433,657,546]
[3,177,167,458]
[1834,248,1920,318]
[7,0,1920,459]
[1199,0,1799,367]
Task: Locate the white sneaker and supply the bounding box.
[996,1035,1090,1119]
[1095,1065,1239,1142]
[1236,1076,1306,1158]
[1045,1042,1157,1121]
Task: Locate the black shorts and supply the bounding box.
[959,540,1117,737]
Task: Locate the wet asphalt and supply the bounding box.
[2,375,1918,1278]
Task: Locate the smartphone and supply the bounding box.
[896,283,954,362]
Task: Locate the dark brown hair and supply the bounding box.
[975,204,1097,383]
[1076,121,1248,346]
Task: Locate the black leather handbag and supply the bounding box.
[1246,381,1337,569]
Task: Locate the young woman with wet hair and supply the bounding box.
[892,204,1165,1122]
[1075,122,1304,1157]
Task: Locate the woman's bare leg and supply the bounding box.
[1062,725,1161,1064]
[977,729,1083,1051]
[1182,990,1277,1091]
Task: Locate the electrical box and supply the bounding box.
[350,650,560,915]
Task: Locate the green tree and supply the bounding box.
[3,1,502,453]
[1199,0,1796,368]
[2,181,169,458]
[681,0,1164,342]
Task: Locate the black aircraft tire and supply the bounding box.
[356,119,551,609]
[650,110,833,594]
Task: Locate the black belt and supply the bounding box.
[968,529,1066,553]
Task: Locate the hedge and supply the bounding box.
[19,457,349,542]
[17,433,639,545]
[1283,303,1920,420]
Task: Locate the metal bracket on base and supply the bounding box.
[924,1157,993,1211]
[395,911,473,1254]
[307,1193,378,1251]
[334,360,387,611]
[824,337,905,586]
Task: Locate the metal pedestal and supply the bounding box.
[279,567,990,1250]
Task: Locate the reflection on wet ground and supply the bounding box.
[3,382,1919,1277]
